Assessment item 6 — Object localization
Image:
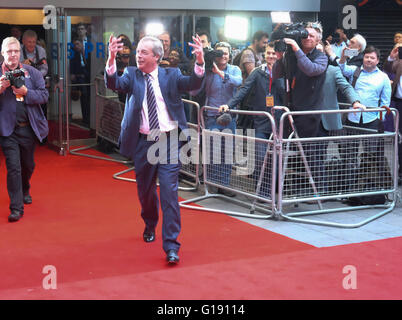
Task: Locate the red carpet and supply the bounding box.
[0,146,401,299]
[47,120,94,142]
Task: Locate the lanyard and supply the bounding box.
[267,68,272,95]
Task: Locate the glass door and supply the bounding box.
[47,8,190,154]
[45,7,68,155]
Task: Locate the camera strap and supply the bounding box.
[22,45,40,63]
[351,67,362,88]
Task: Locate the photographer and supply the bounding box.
[325,33,366,68]
[326,27,348,60]
[192,41,242,197]
[273,21,328,138]
[20,30,48,78]
[0,37,49,223]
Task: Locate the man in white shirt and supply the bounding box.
[20,30,48,77]
[105,34,205,265]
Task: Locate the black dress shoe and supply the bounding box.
[166,249,180,264]
[8,211,24,222]
[143,229,155,243]
[23,194,32,205]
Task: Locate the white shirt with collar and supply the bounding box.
[106,62,205,134]
[140,68,178,134]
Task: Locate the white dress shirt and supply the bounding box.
[106,61,204,134]
[140,68,178,134]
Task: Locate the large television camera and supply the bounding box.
[4,68,25,88]
[203,47,224,71]
[270,22,309,52]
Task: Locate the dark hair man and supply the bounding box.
[238,30,269,81]
[158,31,190,73]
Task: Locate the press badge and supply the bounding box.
[266,94,274,107]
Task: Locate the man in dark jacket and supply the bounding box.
[0,37,49,222]
[220,43,285,199]
[273,21,328,138]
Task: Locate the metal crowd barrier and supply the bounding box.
[179,106,277,219]
[70,77,201,188]
[276,107,398,228]
[178,99,201,191]
[179,105,398,228]
[70,76,132,165]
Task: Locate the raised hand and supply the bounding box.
[107,34,124,66]
[188,34,205,65]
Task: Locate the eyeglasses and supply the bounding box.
[5,49,20,55]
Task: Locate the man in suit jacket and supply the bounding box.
[319,65,362,133]
[0,37,49,223]
[383,42,402,180]
[273,22,328,138]
[105,34,205,264]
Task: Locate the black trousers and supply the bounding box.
[0,126,36,213]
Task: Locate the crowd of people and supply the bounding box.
[1,21,401,265]
[103,24,401,264]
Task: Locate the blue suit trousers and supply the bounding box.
[133,132,182,253]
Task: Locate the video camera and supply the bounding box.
[203,47,224,71]
[4,68,25,88]
[270,22,309,52]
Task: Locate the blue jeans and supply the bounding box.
[205,115,236,187]
[254,129,273,199]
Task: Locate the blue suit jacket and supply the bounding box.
[0,64,49,142]
[105,66,204,160]
[320,65,359,131]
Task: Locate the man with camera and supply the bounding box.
[0,37,49,223]
[327,27,348,59]
[273,21,328,138]
[20,30,48,77]
[192,41,242,197]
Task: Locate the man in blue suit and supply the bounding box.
[105,34,205,264]
[0,37,49,222]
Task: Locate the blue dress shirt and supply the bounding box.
[339,63,392,124]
